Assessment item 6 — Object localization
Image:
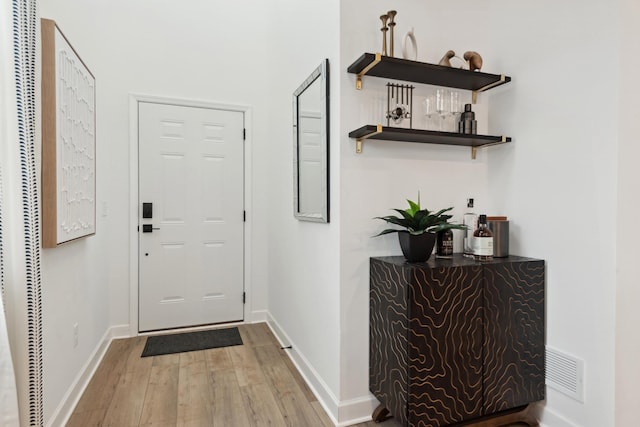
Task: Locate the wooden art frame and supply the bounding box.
[41,19,96,247]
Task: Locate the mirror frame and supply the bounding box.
[293,59,330,223]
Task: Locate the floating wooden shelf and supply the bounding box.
[347,53,512,158]
[348,124,511,158]
[347,52,511,99]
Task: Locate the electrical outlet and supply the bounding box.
[73,323,79,348]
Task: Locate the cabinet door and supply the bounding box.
[370,259,410,424]
[483,260,546,413]
[408,265,484,426]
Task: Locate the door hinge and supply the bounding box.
[243,128,246,140]
[243,292,246,304]
[243,210,246,222]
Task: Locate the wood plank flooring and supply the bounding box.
[67,323,400,427]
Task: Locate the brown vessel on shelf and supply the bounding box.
[438,49,456,67]
[464,50,484,71]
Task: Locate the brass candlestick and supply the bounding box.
[387,10,397,57]
[380,14,389,56]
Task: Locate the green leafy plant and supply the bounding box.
[375,194,466,236]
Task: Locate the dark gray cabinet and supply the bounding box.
[369,255,545,426]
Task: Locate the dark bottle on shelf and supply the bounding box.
[436,229,454,258]
[472,214,493,261]
[459,103,477,134]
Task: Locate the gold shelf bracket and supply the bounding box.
[356,124,383,153]
[471,136,508,159]
[472,75,507,104]
[356,53,382,90]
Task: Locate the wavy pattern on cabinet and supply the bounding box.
[369,256,545,427]
[483,261,546,413]
[407,264,484,426]
[369,260,410,424]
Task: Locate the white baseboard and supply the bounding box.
[265,313,379,427]
[540,406,580,427]
[266,314,341,425]
[109,324,132,340]
[45,324,131,427]
[249,309,268,323]
[337,395,378,427]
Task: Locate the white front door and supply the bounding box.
[138,102,244,332]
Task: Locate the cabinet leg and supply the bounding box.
[372,404,390,423]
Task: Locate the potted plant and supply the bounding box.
[375,194,466,262]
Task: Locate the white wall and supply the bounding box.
[487,2,618,426]
[264,0,342,421]
[340,1,619,426]
[37,0,271,423]
[339,0,492,414]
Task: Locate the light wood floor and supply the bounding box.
[67,322,400,427]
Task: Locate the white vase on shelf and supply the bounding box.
[402,27,417,61]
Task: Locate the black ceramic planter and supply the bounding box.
[398,231,437,263]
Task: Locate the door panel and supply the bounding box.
[298,113,322,214]
[138,102,244,332]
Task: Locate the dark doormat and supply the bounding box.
[141,327,243,357]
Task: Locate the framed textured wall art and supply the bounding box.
[41,18,96,247]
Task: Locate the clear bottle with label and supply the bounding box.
[472,214,493,261]
[463,198,477,257]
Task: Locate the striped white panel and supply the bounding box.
[545,346,584,402]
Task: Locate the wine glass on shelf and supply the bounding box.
[422,93,437,131]
[435,89,449,131]
[448,91,461,132]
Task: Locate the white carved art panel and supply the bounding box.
[55,28,95,240]
[41,19,96,247]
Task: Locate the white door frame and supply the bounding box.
[129,94,253,336]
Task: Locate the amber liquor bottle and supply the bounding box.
[472,214,493,261]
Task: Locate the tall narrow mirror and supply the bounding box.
[293,59,329,223]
